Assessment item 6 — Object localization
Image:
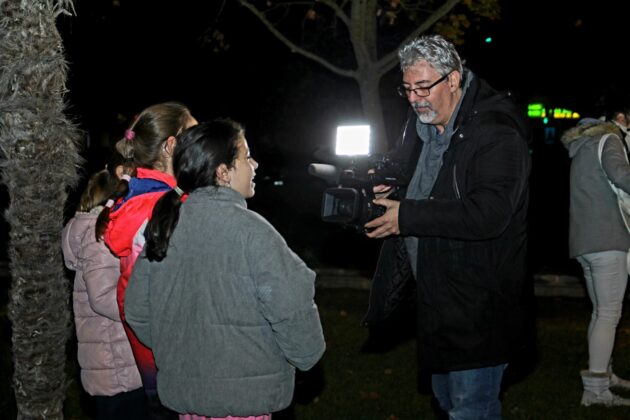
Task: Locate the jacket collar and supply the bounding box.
[186,186,248,209]
[136,167,177,187]
[450,72,529,146]
[113,168,176,211]
[561,120,622,146]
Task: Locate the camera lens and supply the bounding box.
[336,201,354,218]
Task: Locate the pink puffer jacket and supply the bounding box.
[61,208,142,396]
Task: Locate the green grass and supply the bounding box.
[4,289,630,419]
[286,290,630,420]
[288,290,430,420]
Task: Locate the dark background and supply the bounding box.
[0,4,628,418]
[4,0,630,275]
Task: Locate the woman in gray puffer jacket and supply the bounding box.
[562,118,630,407]
[125,119,325,419]
[62,169,145,419]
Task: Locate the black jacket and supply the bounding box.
[364,74,532,372]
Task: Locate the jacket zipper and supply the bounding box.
[453,164,461,199]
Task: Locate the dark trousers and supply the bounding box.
[94,388,147,420]
[145,388,179,420]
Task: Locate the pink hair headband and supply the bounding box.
[124,129,135,141]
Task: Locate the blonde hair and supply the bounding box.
[78,169,118,212]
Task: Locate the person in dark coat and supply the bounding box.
[363,34,531,419]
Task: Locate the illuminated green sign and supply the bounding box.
[528,103,580,120]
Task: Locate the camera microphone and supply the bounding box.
[308,163,340,185]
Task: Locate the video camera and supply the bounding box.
[309,125,412,232]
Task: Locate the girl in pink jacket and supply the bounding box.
[62,168,145,419]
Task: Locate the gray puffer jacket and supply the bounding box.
[61,208,142,396]
[561,121,630,257]
[125,187,325,417]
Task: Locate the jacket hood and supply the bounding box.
[105,168,175,257]
[561,120,622,158]
[62,211,98,270]
[455,71,532,145]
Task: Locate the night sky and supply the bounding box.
[464,0,630,115]
[51,0,630,273]
[58,0,630,152]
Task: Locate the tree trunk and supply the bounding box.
[0,1,81,418]
[238,0,467,155]
[357,74,387,153]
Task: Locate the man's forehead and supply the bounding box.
[403,61,439,80]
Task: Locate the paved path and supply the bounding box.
[315,268,587,298]
[0,261,587,298]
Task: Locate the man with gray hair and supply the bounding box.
[363,34,531,419]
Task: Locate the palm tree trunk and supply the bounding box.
[0,1,81,418]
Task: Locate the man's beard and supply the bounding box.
[412,101,437,124]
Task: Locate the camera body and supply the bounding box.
[311,154,412,232]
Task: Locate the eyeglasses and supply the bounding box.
[397,72,451,98]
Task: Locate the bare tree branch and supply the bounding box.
[317,0,351,27]
[234,0,495,150]
[377,0,462,76]
[238,0,358,78]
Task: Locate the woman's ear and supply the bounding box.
[215,163,231,185]
[164,136,177,156]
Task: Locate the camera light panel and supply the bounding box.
[335,125,370,156]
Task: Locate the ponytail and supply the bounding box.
[144,189,184,262]
[94,167,136,241]
[96,101,192,242]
